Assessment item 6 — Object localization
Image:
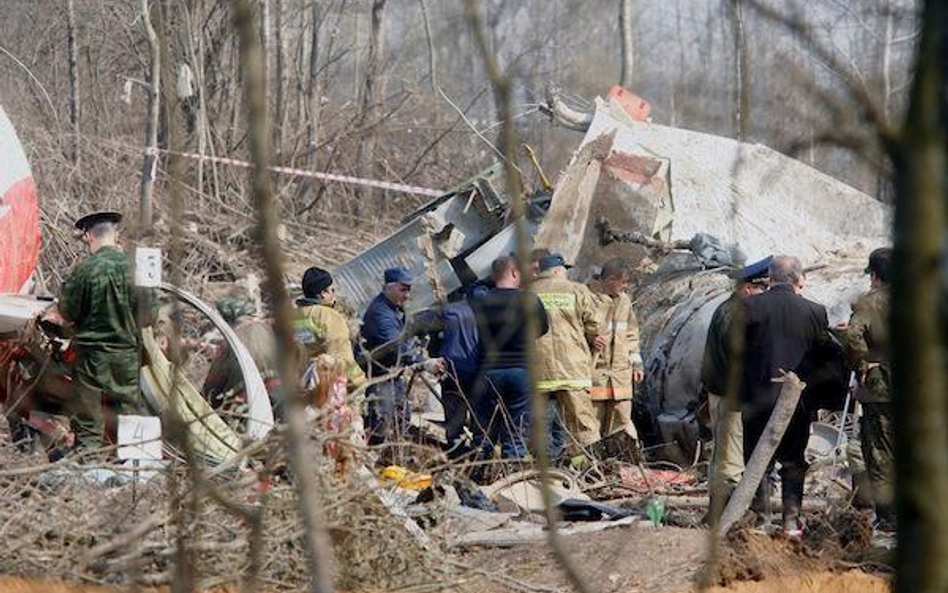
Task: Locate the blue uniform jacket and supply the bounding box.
[440,300,480,376]
[361,292,416,376]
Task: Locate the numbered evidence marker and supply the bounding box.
[117,415,163,461]
[134,246,163,288]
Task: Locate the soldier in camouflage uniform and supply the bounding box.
[60,211,151,451]
[843,247,894,530]
[203,299,285,420]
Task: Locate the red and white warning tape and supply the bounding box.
[147,147,444,198]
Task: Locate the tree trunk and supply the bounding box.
[139,0,161,237]
[306,0,321,167]
[717,373,805,537]
[877,4,894,202]
[354,0,387,216]
[65,0,80,166]
[730,0,749,141]
[273,0,285,154]
[891,3,948,592]
[232,1,336,592]
[260,0,270,116]
[619,0,633,88]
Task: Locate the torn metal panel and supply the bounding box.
[461,222,538,281]
[578,97,889,267]
[0,295,52,334]
[563,96,890,463]
[334,166,514,315]
[534,131,614,264]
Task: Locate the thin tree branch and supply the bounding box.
[231,1,335,592]
[463,3,591,593]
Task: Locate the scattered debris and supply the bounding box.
[455,515,643,548]
[379,464,432,490]
[482,468,588,513]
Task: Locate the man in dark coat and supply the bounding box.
[439,282,488,457]
[740,255,831,535]
[471,256,550,458]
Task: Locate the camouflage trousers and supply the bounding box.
[70,348,144,450]
[860,402,895,523]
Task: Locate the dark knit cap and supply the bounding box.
[302,267,333,298]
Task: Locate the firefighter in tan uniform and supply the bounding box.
[588,258,643,439]
[532,253,605,453]
[293,267,366,390]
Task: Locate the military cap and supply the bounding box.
[302,266,333,298]
[538,253,572,271]
[384,266,413,286]
[75,210,123,231]
[728,255,773,283]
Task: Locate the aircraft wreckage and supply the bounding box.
[332,88,889,461]
[0,90,889,463]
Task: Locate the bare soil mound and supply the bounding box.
[703,570,891,593]
[705,509,888,588]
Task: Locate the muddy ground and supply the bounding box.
[454,510,892,593]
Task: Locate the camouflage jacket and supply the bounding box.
[843,286,890,402]
[60,246,152,352]
[203,317,280,403]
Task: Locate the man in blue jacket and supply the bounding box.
[439,281,489,456]
[361,267,439,444]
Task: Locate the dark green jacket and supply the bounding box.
[61,246,149,351]
[843,286,890,402]
[701,293,744,397]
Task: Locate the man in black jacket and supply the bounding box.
[741,255,831,535]
[470,256,549,458]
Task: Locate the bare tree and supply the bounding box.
[730,0,749,140]
[139,0,161,236]
[65,0,80,165]
[889,2,948,591]
[306,0,321,166]
[272,0,285,153]
[232,1,336,592]
[619,0,634,87]
[354,0,388,215]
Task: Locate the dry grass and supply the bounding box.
[0,427,449,593]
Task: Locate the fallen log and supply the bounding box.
[717,371,806,537]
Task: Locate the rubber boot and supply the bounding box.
[781,465,807,536]
[874,503,897,533]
